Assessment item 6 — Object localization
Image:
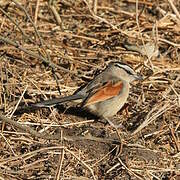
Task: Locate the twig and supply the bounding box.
[159,38,180,48]
[0,113,120,144]
[48,0,62,27]
[169,124,180,152]
[0,146,65,166]
[83,0,131,37]
[0,6,34,43]
[34,0,40,25]
[55,147,65,180]
[12,0,44,46]
[167,0,180,21]
[132,101,175,135]
[93,0,98,15]
[0,132,16,156]
[0,35,76,74]
[65,148,96,180]
[9,85,28,118]
[52,68,62,95]
[0,112,59,140]
[135,0,154,70]
[118,157,144,180]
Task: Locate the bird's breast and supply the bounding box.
[86,82,129,118]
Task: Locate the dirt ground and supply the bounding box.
[0,0,179,179]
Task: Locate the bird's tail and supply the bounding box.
[33,94,83,107]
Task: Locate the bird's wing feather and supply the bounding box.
[83,80,123,106]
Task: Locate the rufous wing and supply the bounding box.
[84,81,123,106]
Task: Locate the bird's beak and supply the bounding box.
[134,73,143,80]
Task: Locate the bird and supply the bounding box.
[33,61,143,128]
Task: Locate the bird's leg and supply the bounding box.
[105,117,123,129]
[104,117,123,152]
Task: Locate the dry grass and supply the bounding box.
[0,0,179,179]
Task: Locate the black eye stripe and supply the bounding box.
[123,68,134,75]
